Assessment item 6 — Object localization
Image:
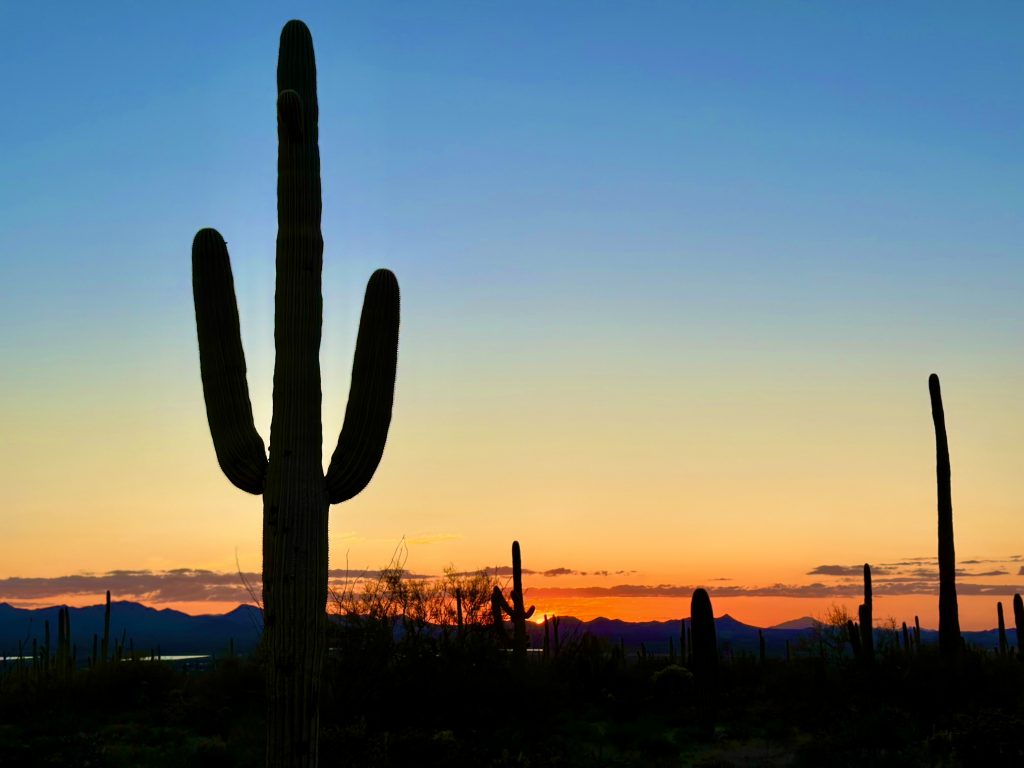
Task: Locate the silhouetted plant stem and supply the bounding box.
[929,374,961,662]
[860,564,874,663]
[691,589,717,737]
[102,590,110,666]
[1014,594,1024,658]
[490,586,510,648]
[847,620,862,661]
[997,602,1008,656]
[191,19,399,766]
[495,541,536,665]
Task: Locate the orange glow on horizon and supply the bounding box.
[5,591,1014,633]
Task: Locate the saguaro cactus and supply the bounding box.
[860,563,874,662]
[690,589,717,736]
[997,602,1008,656]
[494,541,536,663]
[929,374,961,661]
[101,590,110,665]
[192,20,400,766]
[1013,594,1024,657]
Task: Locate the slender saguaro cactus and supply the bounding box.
[101,590,110,665]
[929,374,961,661]
[860,563,874,662]
[495,541,536,664]
[1013,594,1024,658]
[997,602,1008,656]
[192,20,400,766]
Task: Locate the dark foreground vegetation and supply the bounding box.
[2,569,1023,768]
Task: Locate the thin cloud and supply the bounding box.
[542,568,579,577]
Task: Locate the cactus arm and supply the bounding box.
[192,228,268,494]
[325,269,401,504]
[495,588,514,617]
[523,604,536,621]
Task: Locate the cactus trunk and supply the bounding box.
[929,374,961,661]
[192,21,399,766]
[690,589,717,736]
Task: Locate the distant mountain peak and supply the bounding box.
[769,616,818,630]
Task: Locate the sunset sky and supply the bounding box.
[1,3,1021,630]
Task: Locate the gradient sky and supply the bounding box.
[1,2,1021,630]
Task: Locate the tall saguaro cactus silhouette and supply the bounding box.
[192,20,400,766]
[859,563,874,662]
[495,540,536,663]
[929,374,960,661]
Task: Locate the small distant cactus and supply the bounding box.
[1013,594,1024,658]
[758,629,766,664]
[929,374,961,661]
[494,541,536,664]
[860,563,874,662]
[997,602,1008,656]
[101,590,111,665]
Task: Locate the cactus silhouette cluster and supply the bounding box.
[192,19,400,766]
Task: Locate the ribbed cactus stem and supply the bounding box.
[929,374,961,661]
[192,20,399,765]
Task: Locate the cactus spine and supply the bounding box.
[495,541,536,664]
[191,20,400,766]
[929,374,961,661]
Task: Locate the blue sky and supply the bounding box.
[0,2,1021,627]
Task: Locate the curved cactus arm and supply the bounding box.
[523,604,536,621]
[494,587,514,617]
[326,269,400,504]
[192,228,268,494]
